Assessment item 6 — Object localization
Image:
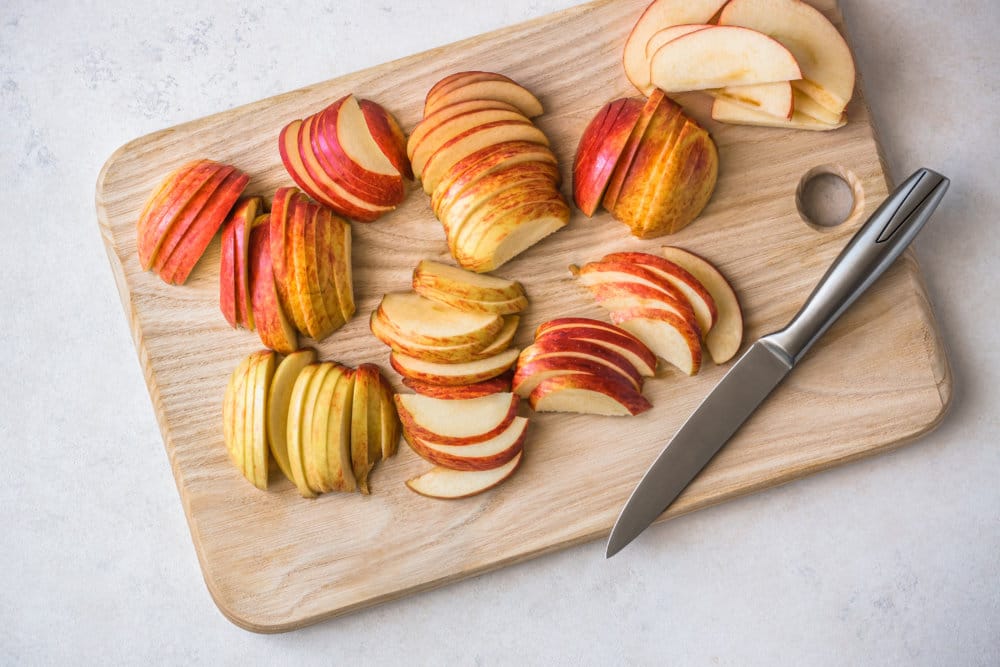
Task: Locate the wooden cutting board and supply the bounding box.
[96,0,950,632]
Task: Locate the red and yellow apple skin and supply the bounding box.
[573,97,643,216]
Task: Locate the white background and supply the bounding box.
[2,1,998,664]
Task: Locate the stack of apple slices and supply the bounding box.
[409,71,570,272]
[278,94,412,222]
[223,348,400,496]
[397,392,526,499]
[218,186,355,350]
[573,90,718,238]
[515,318,656,416]
[371,260,527,395]
[622,0,855,130]
[136,159,249,284]
[570,248,743,375]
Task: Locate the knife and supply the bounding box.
[606,167,950,558]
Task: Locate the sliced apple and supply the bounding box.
[285,363,319,498]
[412,259,525,302]
[709,82,794,120]
[622,0,729,94]
[460,196,570,273]
[649,26,802,92]
[219,210,239,328]
[222,353,253,476]
[414,286,527,315]
[377,292,503,348]
[711,97,845,130]
[423,71,516,114]
[359,98,413,180]
[411,108,533,179]
[402,371,513,399]
[407,416,528,472]
[513,355,640,399]
[287,196,329,338]
[267,348,316,483]
[301,361,335,493]
[792,89,844,125]
[421,121,550,194]
[438,162,561,231]
[310,205,346,335]
[661,245,744,364]
[409,99,522,159]
[355,363,386,493]
[573,97,644,216]
[529,374,652,416]
[395,392,519,446]
[572,260,698,325]
[719,0,855,115]
[230,197,264,330]
[249,223,298,354]
[376,372,401,459]
[370,311,492,364]
[450,180,561,258]
[518,338,643,391]
[137,160,216,269]
[535,320,657,377]
[601,252,717,333]
[406,451,523,500]
[390,347,520,386]
[425,78,543,118]
[324,365,357,493]
[611,307,703,376]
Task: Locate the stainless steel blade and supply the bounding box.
[605,341,791,557]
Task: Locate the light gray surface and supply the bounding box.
[1,1,997,664]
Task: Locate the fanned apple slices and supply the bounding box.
[409,71,569,272]
[569,248,743,376]
[372,260,528,397]
[397,393,528,499]
[514,319,655,417]
[222,348,400,497]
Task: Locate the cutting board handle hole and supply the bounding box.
[796,165,864,230]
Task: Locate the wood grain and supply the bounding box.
[95,0,950,632]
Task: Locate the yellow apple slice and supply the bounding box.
[390,347,520,387]
[425,79,543,119]
[406,451,523,499]
[623,0,729,94]
[377,373,401,459]
[719,0,856,115]
[266,349,317,483]
[246,350,276,490]
[350,364,373,494]
[711,97,845,130]
[240,350,259,485]
[356,364,385,492]
[649,25,801,92]
[377,292,503,348]
[285,363,319,498]
[792,89,845,125]
[412,259,526,302]
[662,246,744,364]
[463,196,570,273]
[301,362,334,493]
[325,366,357,493]
[222,354,253,476]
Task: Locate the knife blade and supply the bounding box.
[606,167,950,558]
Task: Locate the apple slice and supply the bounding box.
[370,311,492,364]
[414,286,527,315]
[412,259,525,302]
[407,416,528,472]
[377,292,503,348]
[222,353,253,476]
[518,338,643,391]
[622,0,729,94]
[423,71,517,114]
[573,97,644,216]
[287,196,329,338]
[267,348,316,483]
[301,361,335,493]
[359,99,413,180]
[535,320,657,377]
[402,371,513,399]
[249,223,298,354]
[320,364,357,493]
[438,162,561,231]
[219,210,239,328]
[601,252,717,334]
[229,196,264,330]
[310,205,346,334]
[649,26,802,92]
[719,0,855,115]
[285,363,320,498]
[529,374,652,416]
[390,347,520,386]
[709,82,794,120]
[793,89,844,125]
[425,79,543,118]
[421,121,550,194]
[411,108,533,179]
[711,97,845,130]
[513,355,639,399]
[450,180,561,259]
[661,246,744,364]
[431,141,559,214]
[409,99,522,159]
[644,24,711,59]
[572,260,697,325]
[310,108,404,206]
[246,351,276,490]
[331,94,400,177]
[395,392,519,446]
[406,451,523,499]
[376,373,401,459]
[579,280,695,328]
[460,197,570,273]
[355,364,386,493]
[611,307,703,376]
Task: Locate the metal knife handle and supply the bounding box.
[764,168,949,365]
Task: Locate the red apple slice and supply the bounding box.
[438,162,560,229]
[533,326,657,377]
[359,98,413,180]
[423,71,517,115]
[406,451,523,499]
[402,371,513,399]
[529,374,652,416]
[310,108,404,206]
[602,252,718,334]
[573,97,644,216]
[395,392,519,446]
[414,286,527,315]
[661,246,744,363]
[513,355,640,398]
[137,160,219,270]
[249,224,298,354]
[311,205,346,334]
[268,187,302,325]
[390,347,520,386]
[573,260,690,313]
[611,307,703,376]
[450,181,562,258]
[518,338,643,391]
[425,79,543,118]
[644,24,712,59]
[317,206,355,328]
[409,99,522,159]
[407,416,527,471]
[622,0,729,94]
[411,108,533,179]
[230,197,264,330]
[580,278,696,328]
[218,212,239,328]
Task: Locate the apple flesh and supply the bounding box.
[711,97,845,130]
[406,416,527,472]
[406,451,523,500]
[611,307,703,376]
[395,392,519,446]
